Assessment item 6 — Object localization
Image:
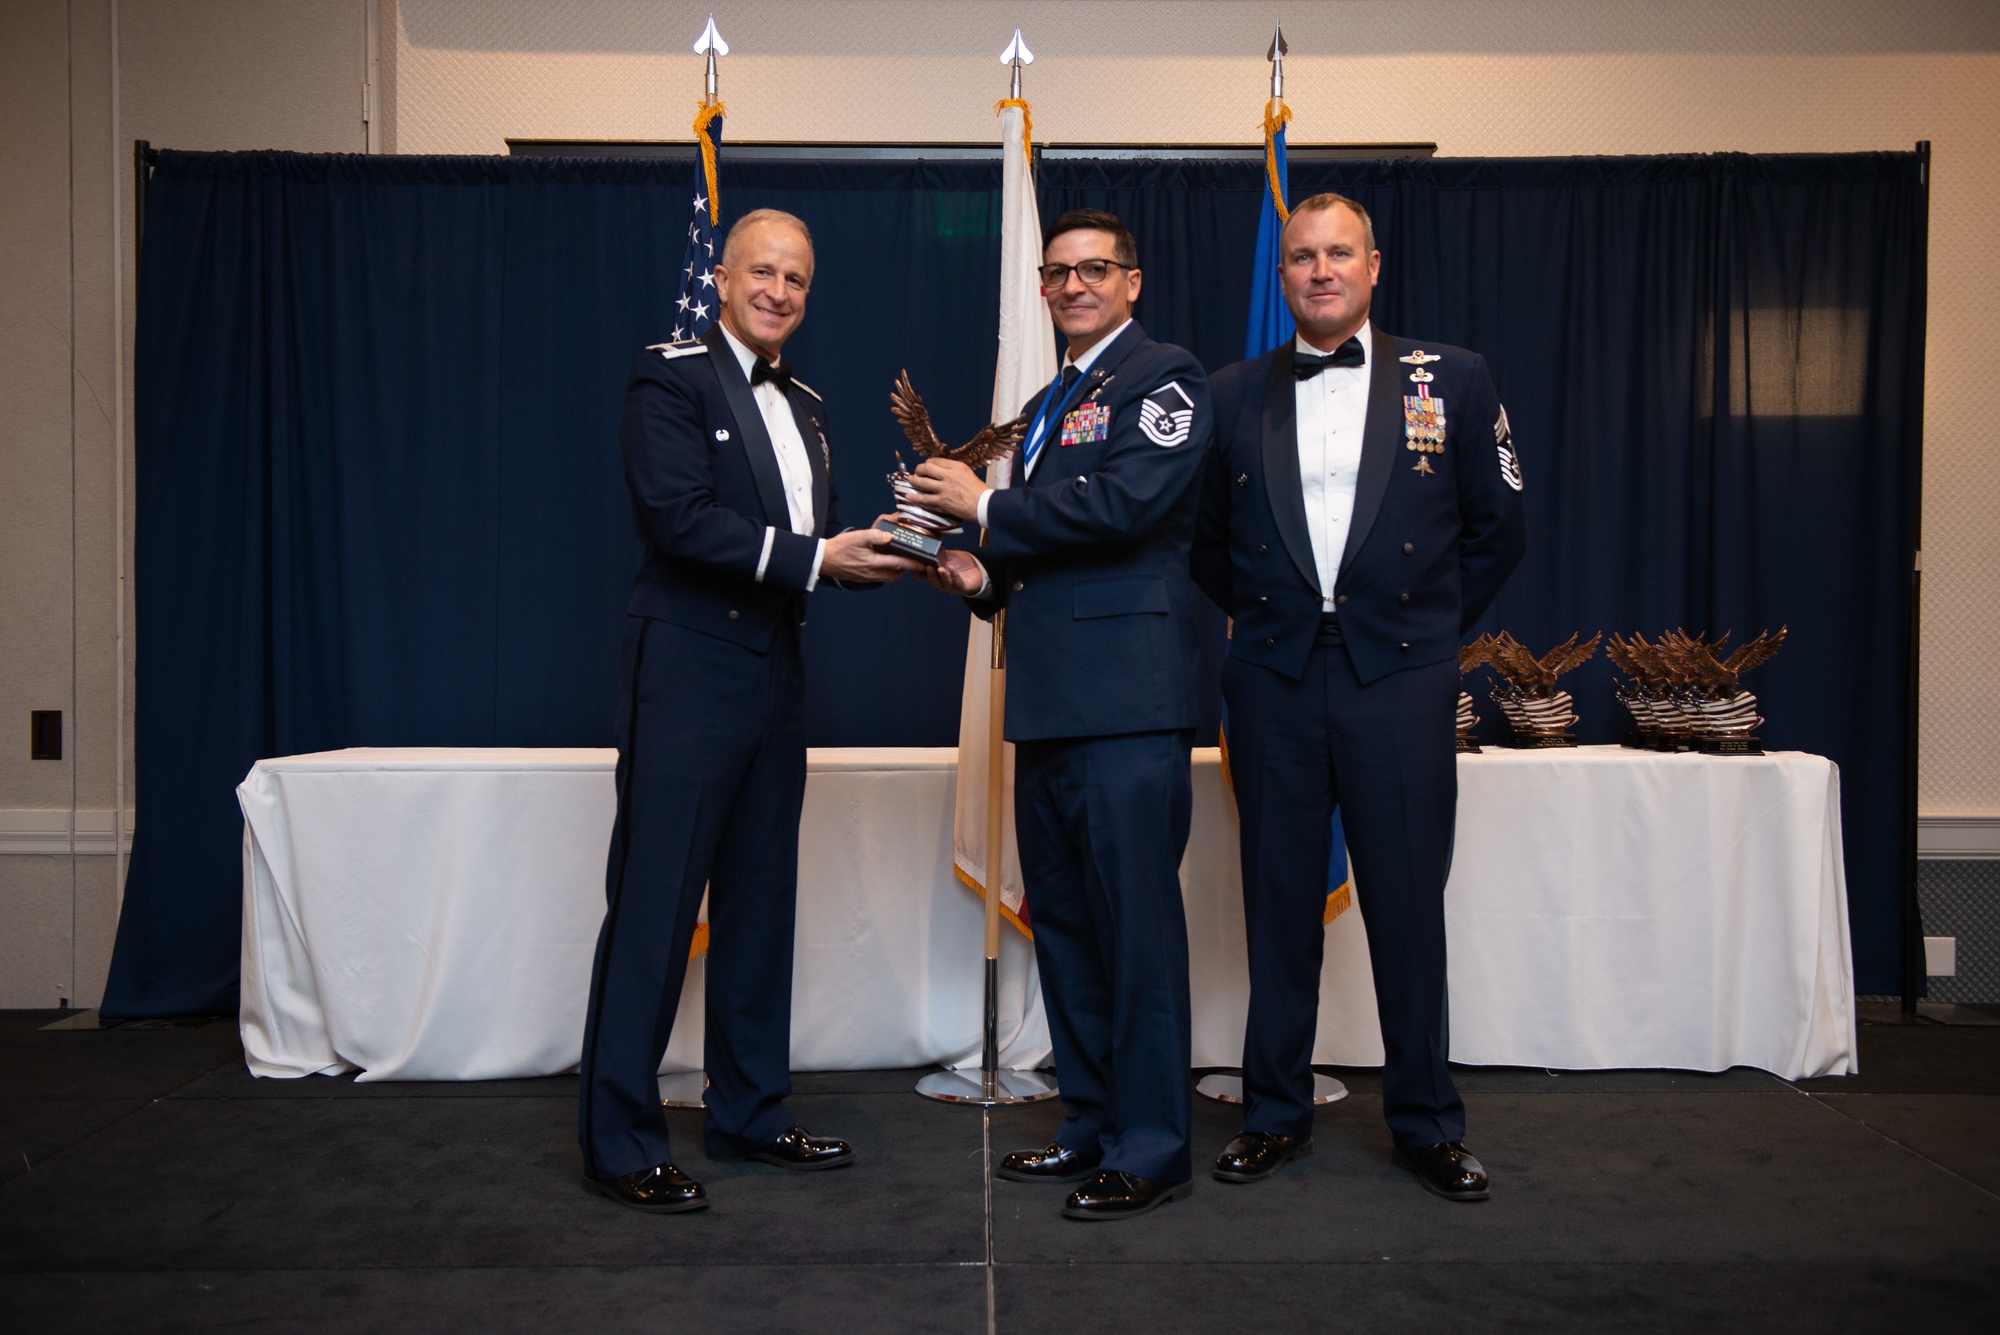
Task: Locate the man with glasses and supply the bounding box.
[908,208,1213,1221]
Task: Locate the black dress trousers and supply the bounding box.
[577,613,807,1181]
[1223,640,1465,1149]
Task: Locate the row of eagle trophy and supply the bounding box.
[1456,628,1787,755]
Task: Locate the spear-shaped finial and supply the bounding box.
[1267,23,1288,101]
[1000,28,1034,99]
[694,14,729,103]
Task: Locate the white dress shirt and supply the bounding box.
[1295,321,1372,612]
[719,322,825,591]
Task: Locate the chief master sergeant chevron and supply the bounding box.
[577,208,922,1213]
[909,208,1213,1222]
[1191,192,1526,1202]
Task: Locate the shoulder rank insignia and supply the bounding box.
[1138,381,1196,448]
[647,340,709,361]
[1399,349,1442,365]
[1495,404,1522,491]
[1060,402,1111,447]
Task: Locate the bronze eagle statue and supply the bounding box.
[889,370,1030,470]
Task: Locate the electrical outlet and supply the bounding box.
[1924,936,1957,977]
[30,710,62,760]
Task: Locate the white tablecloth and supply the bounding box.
[239,745,1855,1083]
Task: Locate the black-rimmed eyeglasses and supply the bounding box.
[1037,259,1135,288]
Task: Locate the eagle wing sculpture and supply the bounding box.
[890,370,1029,470]
[1539,631,1602,680]
[1459,634,1496,674]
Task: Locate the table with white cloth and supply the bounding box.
[238,745,1856,1085]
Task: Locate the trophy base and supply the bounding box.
[1696,735,1763,755]
[1503,732,1577,749]
[1621,733,1652,750]
[1455,735,1482,753]
[873,518,941,565]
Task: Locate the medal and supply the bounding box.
[1403,387,1446,456]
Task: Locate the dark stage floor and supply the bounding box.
[3,1010,1997,1333]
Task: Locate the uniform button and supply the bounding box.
[1258,595,1270,604]
[1399,641,1410,650]
[1399,592,1411,605]
[1237,473,1250,487]
[1336,594,1350,607]
[728,610,740,621]
[1403,542,1415,555]
[1257,544,1268,555]
[1264,637,1276,648]
[1011,581,1025,593]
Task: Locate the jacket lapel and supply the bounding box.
[1260,346,1319,593]
[1337,325,1403,576]
[703,325,789,528]
[787,387,830,536]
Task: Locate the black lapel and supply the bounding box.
[1337,325,1404,575]
[702,324,789,528]
[1260,345,1319,593]
[787,386,830,535]
[1029,321,1146,488]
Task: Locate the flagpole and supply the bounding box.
[916,28,1057,1107]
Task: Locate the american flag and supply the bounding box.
[669,115,722,341]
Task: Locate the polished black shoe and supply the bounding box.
[1061,1169,1193,1221]
[1393,1140,1490,1201]
[743,1124,854,1171]
[996,1142,1100,1183]
[584,1163,709,1213]
[1212,1131,1313,1183]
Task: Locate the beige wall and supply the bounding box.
[2,0,1994,1004]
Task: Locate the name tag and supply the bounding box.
[1059,403,1111,447]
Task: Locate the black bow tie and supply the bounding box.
[751,359,793,390]
[1294,338,1365,379]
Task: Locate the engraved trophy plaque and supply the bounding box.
[874,370,1027,565]
[1456,635,1494,753]
[1486,631,1600,748]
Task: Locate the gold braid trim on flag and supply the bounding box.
[954,864,1034,939]
[694,100,726,225]
[1262,99,1292,221]
[994,98,1034,160]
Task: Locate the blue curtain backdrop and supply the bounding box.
[105,149,1922,1015]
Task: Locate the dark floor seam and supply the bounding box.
[1795,1087,2000,1203]
[5,1051,258,1179]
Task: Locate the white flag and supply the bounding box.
[953,101,1058,937]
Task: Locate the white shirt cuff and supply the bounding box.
[976,488,995,530]
[755,527,776,583]
[805,538,826,592]
[970,554,994,600]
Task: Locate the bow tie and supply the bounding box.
[751,359,794,390]
[1294,338,1365,379]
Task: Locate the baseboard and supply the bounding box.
[0,809,135,856]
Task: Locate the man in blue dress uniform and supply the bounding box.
[910,209,1213,1221]
[1192,193,1527,1201]
[579,209,921,1212]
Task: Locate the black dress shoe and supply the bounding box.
[744,1124,854,1171]
[584,1163,708,1213]
[1212,1131,1313,1183]
[1061,1169,1193,1221]
[1393,1140,1490,1201]
[996,1142,1100,1183]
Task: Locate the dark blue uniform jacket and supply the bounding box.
[619,324,848,651]
[1192,327,1527,684]
[972,321,1213,742]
